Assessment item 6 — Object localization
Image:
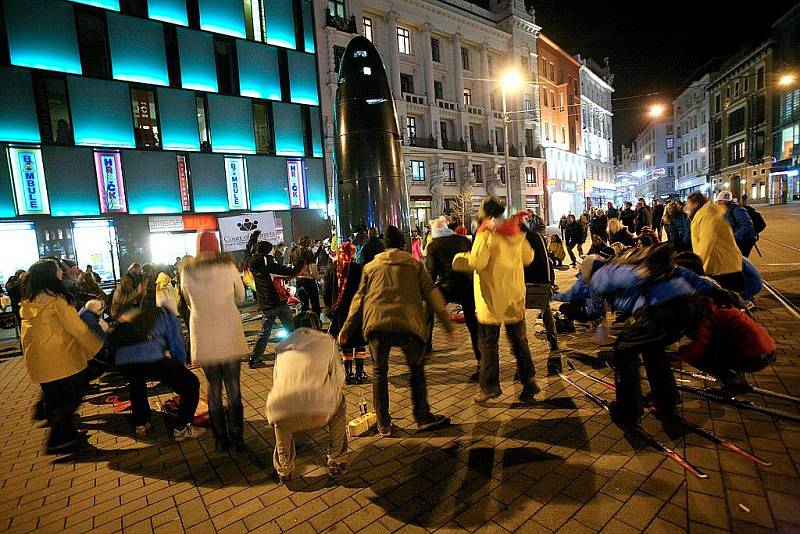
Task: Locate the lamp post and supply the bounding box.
[500,70,522,212]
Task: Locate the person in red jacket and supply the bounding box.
[677,298,776,396]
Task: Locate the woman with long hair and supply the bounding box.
[77,271,106,307]
[607,218,636,248]
[20,259,103,453]
[181,232,248,451]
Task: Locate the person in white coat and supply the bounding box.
[181,231,248,452]
[266,312,347,482]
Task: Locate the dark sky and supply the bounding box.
[530,0,798,156]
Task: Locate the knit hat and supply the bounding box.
[256,240,273,255]
[384,225,406,249]
[430,216,455,239]
[197,231,220,255]
[715,191,733,202]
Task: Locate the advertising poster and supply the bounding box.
[8,146,50,215]
[217,211,277,252]
[94,151,127,213]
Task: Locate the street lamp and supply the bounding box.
[779,73,796,87]
[500,69,522,212]
[649,104,665,118]
[643,154,651,161]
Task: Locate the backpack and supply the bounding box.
[743,205,766,234]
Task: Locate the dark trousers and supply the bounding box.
[477,320,535,395]
[40,367,92,449]
[426,292,481,363]
[296,277,321,316]
[540,305,559,351]
[368,332,433,428]
[251,304,295,361]
[202,361,243,442]
[548,252,563,267]
[566,245,578,265]
[711,271,745,292]
[118,358,200,428]
[737,239,755,258]
[694,351,775,383]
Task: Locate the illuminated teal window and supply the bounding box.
[301,1,315,53]
[69,77,135,148]
[0,68,41,144]
[158,87,201,151]
[309,107,323,158]
[188,153,229,212]
[177,28,218,92]
[68,0,120,10]
[124,152,183,214]
[4,0,82,74]
[237,41,281,100]
[199,0,246,38]
[288,51,319,106]
[207,95,256,154]
[147,0,188,26]
[43,147,100,216]
[305,158,326,211]
[247,156,290,210]
[107,14,169,86]
[273,102,305,157]
[264,0,296,49]
[0,150,17,218]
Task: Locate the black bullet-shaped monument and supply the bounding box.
[334,36,410,239]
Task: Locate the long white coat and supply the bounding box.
[181,260,248,365]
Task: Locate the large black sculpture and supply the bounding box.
[334,36,410,239]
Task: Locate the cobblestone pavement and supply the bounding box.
[1,234,800,533]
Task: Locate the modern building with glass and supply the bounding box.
[0,0,324,284]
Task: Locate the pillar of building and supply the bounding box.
[452,33,467,146]
[385,11,402,99]
[420,23,441,146]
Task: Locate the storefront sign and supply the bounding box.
[94,151,127,213]
[224,156,249,210]
[8,147,50,215]
[176,155,192,212]
[148,215,185,233]
[217,211,277,252]
[148,214,218,233]
[286,159,307,209]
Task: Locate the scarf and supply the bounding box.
[333,242,356,311]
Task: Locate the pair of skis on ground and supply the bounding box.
[559,362,774,479]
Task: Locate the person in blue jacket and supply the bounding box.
[663,202,691,252]
[716,191,756,257]
[552,252,610,325]
[108,274,204,442]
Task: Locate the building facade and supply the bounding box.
[577,55,615,210]
[316,0,547,230]
[707,42,774,202]
[673,74,712,199]
[0,0,327,285]
[630,114,676,201]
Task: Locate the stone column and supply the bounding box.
[386,11,402,98]
[421,23,440,145]
[480,42,493,151]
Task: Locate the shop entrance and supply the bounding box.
[72,220,120,283]
[0,223,39,286]
[149,231,220,266]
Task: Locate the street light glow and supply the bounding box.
[500,69,523,92]
[649,104,665,118]
[699,147,707,153]
[644,154,651,161]
[779,73,796,87]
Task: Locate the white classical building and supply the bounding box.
[315,0,548,229]
[673,74,712,199]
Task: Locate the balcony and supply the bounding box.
[442,138,468,152]
[404,93,427,106]
[404,135,437,149]
[437,99,459,112]
[471,142,494,154]
[325,10,356,33]
[466,105,484,116]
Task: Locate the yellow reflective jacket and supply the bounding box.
[690,202,742,277]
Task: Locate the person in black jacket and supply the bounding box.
[248,241,304,368]
[359,227,385,266]
[620,201,636,233]
[590,210,608,241]
[564,214,583,268]
[606,202,619,220]
[522,222,560,372]
[607,218,636,248]
[651,198,665,241]
[635,198,652,235]
[425,217,481,380]
[291,236,321,318]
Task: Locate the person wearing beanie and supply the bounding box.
[359,227,385,266]
[340,225,454,437]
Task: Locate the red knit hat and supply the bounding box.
[196,231,220,255]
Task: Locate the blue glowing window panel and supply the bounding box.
[157,88,201,151]
[68,77,135,148]
[301,1,315,53]
[4,0,82,74]
[264,0,296,49]
[0,68,41,144]
[288,51,319,105]
[305,158,326,211]
[247,156,290,210]
[309,107,323,158]
[272,102,304,156]
[207,95,256,154]
[0,149,16,218]
[68,0,120,10]
[42,147,100,216]
[123,151,183,214]
[199,0,245,38]
[237,41,281,100]
[177,28,218,92]
[107,14,169,86]
[188,153,229,212]
[147,0,188,26]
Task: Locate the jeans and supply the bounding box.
[251,304,295,362]
[477,320,536,395]
[296,277,321,316]
[202,361,243,442]
[40,367,92,449]
[368,332,433,428]
[118,358,200,428]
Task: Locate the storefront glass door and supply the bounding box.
[72,220,120,283]
[149,232,219,266]
[0,223,39,286]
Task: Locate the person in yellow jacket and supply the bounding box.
[685,192,744,291]
[155,270,180,316]
[453,196,539,404]
[20,259,103,453]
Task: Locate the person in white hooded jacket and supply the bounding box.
[266,312,347,482]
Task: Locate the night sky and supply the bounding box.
[530,0,799,156]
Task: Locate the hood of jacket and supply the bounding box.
[155,272,172,290]
[373,248,417,266]
[275,327,332,354]
[19,294,55,321]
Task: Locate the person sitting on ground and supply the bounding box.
[547,234,567,267]
[553,251,609,328]
[587,233,609,256]
[607,218,636,248]
[266,312,348,483]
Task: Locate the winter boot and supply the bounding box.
[343,359,355,385]
[354,357,369,384]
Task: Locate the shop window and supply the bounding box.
[131,87,161,149]
[431,38,440,62]
[196,94,211,152]
[397,27,411,55]
[472,164,483,184]
[31,75,72,145]
[443,162,456,183]
[214,35,239,95]
[147,0,189,26]
[4,0,82,74]
[525,166,536,184]
[363,17,373,42]
[75,7,112,79]
[198,0,246,38]
[411,160,426,181]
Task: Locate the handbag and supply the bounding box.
[525,283,551,310]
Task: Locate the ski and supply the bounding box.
[567,362,773,466]
[558,372,708,479]
[677,384,800,423]
[673,368,800,404]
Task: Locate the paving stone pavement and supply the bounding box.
[1,266,799,533]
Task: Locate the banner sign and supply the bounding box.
[217,211,277,252]
[286,158,307,209]
[8,147,50,215]
[94,151,127,213]
[148,214,219,233]
[176,155,192,212]
[224,156,249,210]
[148,215,185,232]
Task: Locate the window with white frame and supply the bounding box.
[328,0,345,18]
[525,166,537,184]
[397,27,411,55]
[559,92,564,112]
[472,164,483,184]
[463,88,472,106]
[411,160,426,181]
[406,116,416,141]
[363,17,373,42]
[443,162,456,183]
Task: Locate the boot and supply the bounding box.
[210,409,229,452]
[547,355,563,376]
[355,358,369,384]
[343,360,355,385]
[611,350,644,426]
